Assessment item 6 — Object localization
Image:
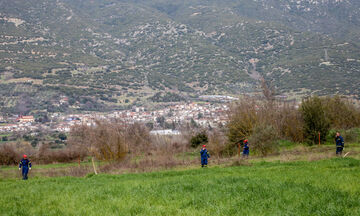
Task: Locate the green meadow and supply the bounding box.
[1,158,359,216]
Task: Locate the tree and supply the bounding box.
[190,132,208,148]
[58,133,67,141]
[249,125,278,156]
[2,136,8,142]
[31,140,38,147]
[156,116,166,128]
[322,96,360,129]
[261,78,275,102]
[227,100,258,146]
[190,118,198,128]
[68,120,128,162]
[300,96,330,145]
[145,122,154,130]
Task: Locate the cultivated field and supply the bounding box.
[1,157,359,215]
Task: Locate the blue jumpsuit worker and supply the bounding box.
[243,139,250,157]
[335,132,344,155]
[200,145,210,167]
[19,155,32,180]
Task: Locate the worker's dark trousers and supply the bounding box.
[243,149,249,156]
[201,158,208,167]
[22,167,29,180]
[336,147,343,155]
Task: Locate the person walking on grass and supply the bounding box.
[335,132,344,156]
[200,145,210,168]
[19,155,32,180]
[243,139,250,158]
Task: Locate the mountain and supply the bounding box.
[1,0,360,114]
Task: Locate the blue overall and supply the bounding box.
[200,149,210,167]
[243,142,249,156]
[335,136,344,155]
[19,159,32,180]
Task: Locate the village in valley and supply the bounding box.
[0,102,230,135]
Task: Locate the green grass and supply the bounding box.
[0,162,82,171]
[1,158,359,215]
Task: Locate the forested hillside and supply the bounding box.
[1,0,360,113]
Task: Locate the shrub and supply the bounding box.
[0,144,20,165]
[31,140,38,147]
[300,96,330,145]
[36,144,83,164]
[327,128,360,144]
[69,120,128,161]
[227,99,258,146]
[278,104,304,142]
[125,123,152,154]
[68,120,151,161]
[58,133,67,141]
[207,129,227,157]
[249,124,278,156]
[323,96,360,129]
[341,128,360,143]
[190,132,208,148]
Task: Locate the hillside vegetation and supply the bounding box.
[1,0,360,113]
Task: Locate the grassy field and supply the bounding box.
[0,157,359,216]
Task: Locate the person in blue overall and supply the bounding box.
[243,139,250,158]
[335,132,344,156]
[19,155,32,180]
[200,145,210,167]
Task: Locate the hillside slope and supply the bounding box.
[1,0,360,113]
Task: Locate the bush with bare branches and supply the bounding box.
[68,120,129,161]
[0,144,20,165]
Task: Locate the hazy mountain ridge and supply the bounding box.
[0,0,359,114]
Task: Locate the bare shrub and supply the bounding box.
[150,134,187,153]
[36,143,84,164]
[125,123,151,154]
[278,103,304,142]
[207,129,228,157]
[0,144,20,165]
[68,120,129,161]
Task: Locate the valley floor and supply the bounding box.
[1,157,359,215]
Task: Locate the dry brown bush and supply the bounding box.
[68,120,130,161]
[0,144,21,165]
[36,143,85,164]
[150,134,188,153]
[207,129,228,157]
[278,103,304,142]
[125,123,152,154]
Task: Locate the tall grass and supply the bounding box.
[0,158,359,215]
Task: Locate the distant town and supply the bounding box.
[0,102,231,135]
